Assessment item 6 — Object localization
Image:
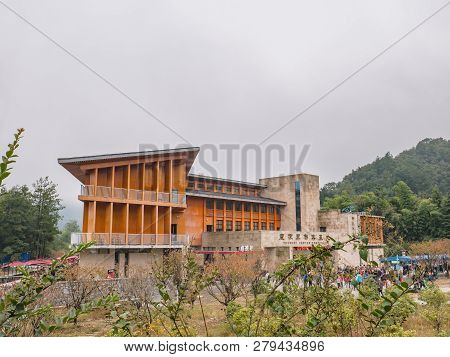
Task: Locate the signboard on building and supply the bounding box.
[261,231,331,248]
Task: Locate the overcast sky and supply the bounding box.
[1,0,449,223]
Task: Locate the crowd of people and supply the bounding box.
[335,261,448,294]
[299,260,448,294]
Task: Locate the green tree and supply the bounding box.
[31,177,64,258]
[0,186,34,258]
[49,220,80,254]
[440,195,450,237]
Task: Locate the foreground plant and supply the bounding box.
[357,273,421,337]
[226,235,365,336]
[110,251,215,337]
[0,128,24,186]
[0,242,117,336]
[419,284,449,335]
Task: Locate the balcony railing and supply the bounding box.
[80,185,185,205]
[113,188,128,200]
[158,192,170,202]
[171,193,186,204]
[71,233,189,247]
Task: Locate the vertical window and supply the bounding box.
[206,182,214,191]
[261,205,266,213]
[226,220,232,231]
[234,186,240,194]
[216,220,223,231]
[235,221,242,231]
[187,181,194,190]
[295,181,301,231]
[244,203,251,212]
[216,200,224,210]
[244,221,250,231]
[197,181,206,190]
[253,222,259,230]
[225,186,232,193]
[269,223,275,230]
[226,201,233,211]
[261,222,267,230]
[216,184,222,192]
[206,199,214,209]
[235,202,242,211]
[252,203,259,212]
[268,206,274,214]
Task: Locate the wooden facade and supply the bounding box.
[360,215,384,245]
[59,148,284,248]
[185,175,283,246]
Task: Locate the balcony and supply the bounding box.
[80,185,186,205]
[71,232,189,247]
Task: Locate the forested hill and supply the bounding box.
[321,138,450,200]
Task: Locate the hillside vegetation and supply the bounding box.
[321,138,449,200]
[320,138,450,250]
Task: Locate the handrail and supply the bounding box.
[80,185,185,204]
[71,233,188,246]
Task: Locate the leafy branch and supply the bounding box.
[358,267,425,337]
[0,242,94,336]
[0,128,25,186]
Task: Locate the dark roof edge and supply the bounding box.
[58,147,200,164]
[188,173,267,188]
[187,190,286,205]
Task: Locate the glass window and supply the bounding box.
[206,199,214,209]
[206,182,214,191]
[261,205,266,213]
[197,181,204,190]
[253,222,259,230]
[226,220,232,231]
[269,223,275,230]
[187,181,194,189]
[244,221,250,231]
[216,200,224,210]
[261,222,267,230]
[244,203,251,212]
[235,221,242,231]
[225,186,232,193]
[216,220,223,231]
[276,206,281,215]
[226,201,233,211]
[253,203,259,212]
[295,181,301,231]
[268,206,274,213]
[234,186,240,194]
[216,184,222,192]
[235,202,242,211]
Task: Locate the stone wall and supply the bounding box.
[318,209,359,236]
[79,250,115,272]
[259,174,320,232]
[79,249,167,278]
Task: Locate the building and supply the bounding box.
[58,147,384,276]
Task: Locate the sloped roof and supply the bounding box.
[58,147,199,184]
